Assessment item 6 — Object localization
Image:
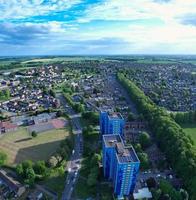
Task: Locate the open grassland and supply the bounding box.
[22,58,55,63]
[182,124,196,147]
[0,127,69,165]
[21,56,97,64]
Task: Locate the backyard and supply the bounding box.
[0,127,70,165]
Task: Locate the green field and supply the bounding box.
[21,56,98,64]
[182,124,196,147]
[0,127,69,165]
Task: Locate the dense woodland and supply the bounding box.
[117,73,196,200]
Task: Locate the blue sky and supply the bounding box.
[0,0,196,55]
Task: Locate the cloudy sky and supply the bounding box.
[0,0,196,55]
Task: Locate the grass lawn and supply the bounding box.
[0,127,69,165]
[182,124,196,147]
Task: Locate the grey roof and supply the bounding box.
[108,112,124,120]
[0,170,24,191]
[103,134,140,163]
[116,145,140,163]
[103,134,121,148]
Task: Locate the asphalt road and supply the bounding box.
[57,94,83,200]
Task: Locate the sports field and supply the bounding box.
[182,124,196,147]
[0,127,69,165]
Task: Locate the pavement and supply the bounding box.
[57,94,83,200]
[69,113,82,119]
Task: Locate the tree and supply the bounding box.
[180,189,189,200]
[4,89,10,99]
[127,112,136,121]
[16,164,24,177]
[33,161,47,176]
[49,89,56,97]
[138,152,150,170]
[43,87,49,95]
[87,166,98,187]
[62,84,73,94]
[56,110,63,117]
[16,160,49,185]
[73,103,85,113]
[22,160,33,171]
[32,131,37,137]
[146,177,156,188]
[16,160,35,186]
[152,188,162,200]
[25,167,35,186]
[90,153,101,166]
[0,152,7,166]
[134,143,142,153]
[160,194,171,200]
[54,138,73,166]
[82,111,99,125]
[159,180,182,200]
[139,132,151,149]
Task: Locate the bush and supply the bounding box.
[139,131,151,149]
[0,152,7,166]
[82,111,99,125]
[31,131,37,137]
[16,160,49,185]
[138,152,150,170]
[146,177,156,188]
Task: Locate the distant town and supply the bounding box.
[0,55,195,200]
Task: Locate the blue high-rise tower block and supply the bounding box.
[102,134,140,199]
[100,111,125,136]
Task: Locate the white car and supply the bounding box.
[74,171,78,177]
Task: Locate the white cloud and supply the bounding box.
[0,0,81,20]
[77,0,154,23]
[78,0,196,24]
[75,0,196,54]
[0,0,196,54]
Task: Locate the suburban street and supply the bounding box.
[58,94,83,200]
[108,74,138,115]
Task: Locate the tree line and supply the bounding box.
[63,92,85,113]
[170,111,196,125]
[117,73,196,200]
